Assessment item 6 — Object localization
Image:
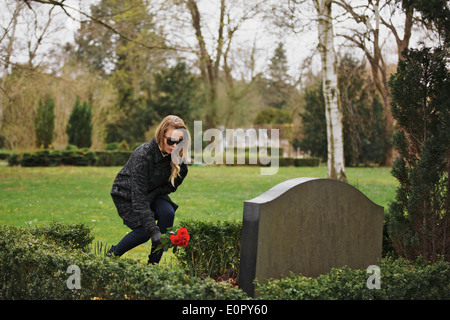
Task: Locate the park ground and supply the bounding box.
[0,165,397,261]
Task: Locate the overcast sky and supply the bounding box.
[2,0,439,84]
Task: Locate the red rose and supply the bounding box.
[170,228,190,247]
[170,234,178,245]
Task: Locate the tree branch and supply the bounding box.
[23,0,193,53]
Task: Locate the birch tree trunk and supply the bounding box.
[313,0,346,182]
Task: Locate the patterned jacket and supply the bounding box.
[110,137,188,230]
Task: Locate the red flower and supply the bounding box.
[170,227,190,247]
[153,226,190,254]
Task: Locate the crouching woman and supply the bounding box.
[108,115,190,264]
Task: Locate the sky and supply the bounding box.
[1,0,439,84]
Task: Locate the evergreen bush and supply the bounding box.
[256,257,450,300]
[66,97,93,149]
[387,47,449,262]
[175,220,242,280]
[34,95,55,149]
[0,223,247,300]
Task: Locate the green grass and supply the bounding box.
[0,164,398,260]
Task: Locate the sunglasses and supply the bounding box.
[164,136,183,146]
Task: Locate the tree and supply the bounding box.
[298,55,389,165]
[151,62,203,129]
[387,47,449,262]
[334,0,418,165]
[178,0,265,129]
[338,54,389,166]
[0,0,68,150]
[399,0,450,44]
[34,94,55,149]
[72,0,165,145]
[297,83,327,160]
[253,107,292,125]
[66,97,93,148]
[313,0,346,182]
[265,42,292,110]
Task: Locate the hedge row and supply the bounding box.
[177,220,450,300]
[0,150,9,160]
[0,223,247,300]
[1,222,449,299]
[7,149,132,167]
[6,149,320,167]
[256,258,450,300]
[176,220,241,280]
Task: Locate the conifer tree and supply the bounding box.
[35,95,55,149]
[66,97,93,148]
[387,47,449,262]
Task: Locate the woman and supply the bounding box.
[108,115,190,264]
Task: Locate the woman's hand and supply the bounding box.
[148,226,161,243]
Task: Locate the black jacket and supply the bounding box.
[110,137,188,230]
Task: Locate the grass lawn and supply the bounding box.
[0,164,397,261]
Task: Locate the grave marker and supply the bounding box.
[239,177,384,297]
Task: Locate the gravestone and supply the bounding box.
[239,177,384,297]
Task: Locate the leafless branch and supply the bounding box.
[23,0,194,53]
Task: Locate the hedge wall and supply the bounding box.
[256,258,450,300]
[7,149,320,167]
[1,222,449,300]
[0,223,247,300]
[175,220,241,280]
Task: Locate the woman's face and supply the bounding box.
[162,128,184,154]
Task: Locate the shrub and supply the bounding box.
[34,95,55,149]
[60,149,97,166]
[279,157,295,166]
[293,158,320,167]
[0,223,247,300]
[105,142,120,150]
[7,152,19,166]
[19,150,48,167]
[256,257,450,300]
[387,47,449,262]
[95,151,132,166]
[66,98,93,148]
[8,149,98,167]
[29,221,94,252]
[0,150,9,160]
[278,157,321,167]
[175,220,241,280]
[118,140,129,151]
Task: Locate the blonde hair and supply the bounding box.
[155,115,190,186]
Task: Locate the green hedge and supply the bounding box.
[278,157,321,167]
[28,221,94,252]
[0,150,9,160]
[8,149,98,167]
[6,148,319,167]
[0,223,247,300]
[175,220,241,280]
[2,222,449,300]
[7,150,131,167]
[95,151,133,166]
[256,257,450,300]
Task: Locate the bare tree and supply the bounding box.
[177,0,266,128]
[0,0,25,132]
[266,0,346,180]
[333,0,417,165]
[0,0,66,149]
[313,0,346,181]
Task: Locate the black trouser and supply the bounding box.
[112,197,175,263]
